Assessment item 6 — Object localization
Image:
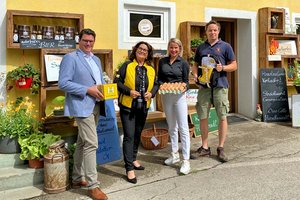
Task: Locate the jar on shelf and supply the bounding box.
[64,27,74,40]
[31,25,37,40]
[42,26,54,40]
[13,24,19,43]
[18,25,31,40]
[36,25,43,40]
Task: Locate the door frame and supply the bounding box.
[205,8,258,118]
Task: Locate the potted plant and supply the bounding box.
[294,77,300,93]
[51,96,65,116]
[293,59,300,93]
[0,96,40,153]
[191,38,205,52]
[18,131,61,168]
[6,63,41,95]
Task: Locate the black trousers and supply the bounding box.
[120,107,148,171]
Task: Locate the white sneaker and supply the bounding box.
[180,160,190,175]
[164,152,180,166]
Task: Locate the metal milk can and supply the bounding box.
[44,140,69,193]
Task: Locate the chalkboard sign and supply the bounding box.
[189,108,219,137]
[260,68,290,122]
[20,39,76,49]
[96,100,121,165]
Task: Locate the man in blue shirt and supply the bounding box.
[192,20,237,162]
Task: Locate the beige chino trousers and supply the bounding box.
[73,103,100,189]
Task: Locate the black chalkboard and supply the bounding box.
[260,68,290,122]
[20,39,76,49]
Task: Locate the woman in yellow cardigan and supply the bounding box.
[116,41,158,184]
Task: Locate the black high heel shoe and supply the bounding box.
[127,176,137,184]
[126,171,137,184]
[133,165,145,170]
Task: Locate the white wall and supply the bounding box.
[205,8,258,118]
[0,1,6,103]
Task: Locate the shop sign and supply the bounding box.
[20,39,76,49]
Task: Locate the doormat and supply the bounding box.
[227,115,249,125]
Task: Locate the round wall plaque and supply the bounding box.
[138,19,153,36]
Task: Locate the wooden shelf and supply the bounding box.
[258,7,285,34]
[7,10,84,48]
[180,21,206,62]
[258,7,300,96]
[259,34,300,69]
[39,48,113,119]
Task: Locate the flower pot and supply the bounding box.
[0,136,21,154]
[29,158,44,169]
[53,109,64,116]
[15,77,33,89]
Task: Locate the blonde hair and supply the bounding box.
[167,38,183,57]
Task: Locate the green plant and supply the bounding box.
[6,63,41,94]
[294,77,300,86]
[52,96,65,111]
[191,38,205,48]
[113,57,129,82]
[0,96,40,139]
[189,51,195,65]
[18,132,61,160]
[294,60,300,86]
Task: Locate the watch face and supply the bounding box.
[138,19,153,36]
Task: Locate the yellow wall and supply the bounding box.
[5,0,300,114]
[7,0,300,70]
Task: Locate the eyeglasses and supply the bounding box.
[137,47,148,53]
[81,39,95,44]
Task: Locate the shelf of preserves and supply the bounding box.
[7,10,84,48]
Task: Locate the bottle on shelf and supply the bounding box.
[60,26,65,41]
[13,24,19,43]
[54,26,60,40]
[36,25,43,40]
[31,25,37,40]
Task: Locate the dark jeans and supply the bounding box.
[120,107,148,171]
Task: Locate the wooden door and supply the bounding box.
[212,18,238,113]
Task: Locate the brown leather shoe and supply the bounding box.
[72,180,88,189]
[88,187,108,200]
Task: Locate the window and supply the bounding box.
[118,0,175,50]
[291,12,300,34]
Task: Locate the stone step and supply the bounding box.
[0,165,44,191]
[0,184,44,200]
[0,154,25,169]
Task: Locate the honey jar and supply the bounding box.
[42,26,54,40]
[64,27,74,40]
[18,25,31,40]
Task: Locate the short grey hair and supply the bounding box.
[167,38,183,57]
